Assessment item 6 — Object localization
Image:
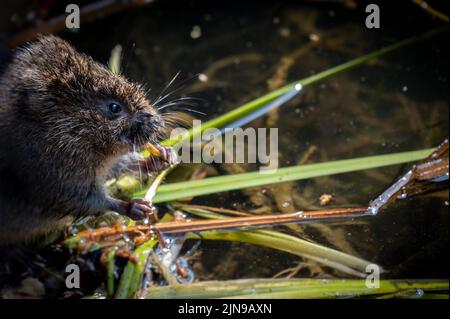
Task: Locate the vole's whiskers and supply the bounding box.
[139,136,151,176]
[152,71,181,107]
[138,149,144,181]
[157,96,206,111]
[168,107,206,116]
[162,112,195,130]
[153,72,200,108]
[158,97,207,122]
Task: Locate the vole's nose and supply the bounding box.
[139,111,164,128]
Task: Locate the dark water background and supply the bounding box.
[1,0,448,281]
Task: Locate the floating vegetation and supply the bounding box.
[56,26,449,299]
[0,1,448,300]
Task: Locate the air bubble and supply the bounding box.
[190,26,202,39]
[282,202,290,208]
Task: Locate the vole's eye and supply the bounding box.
[108,102,122,114]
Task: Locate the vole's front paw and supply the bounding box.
[157,145,179,166]
[140,145,179,172]
[126,199,156,220]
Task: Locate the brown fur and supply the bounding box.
[0,36,168,244]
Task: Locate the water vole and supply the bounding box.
[0,36,177,244]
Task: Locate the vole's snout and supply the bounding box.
[128,111,165,145]
[136,111,164,131]
[142,111,164,128]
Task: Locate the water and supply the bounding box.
[4,1,449,281]
[70,0,448,280]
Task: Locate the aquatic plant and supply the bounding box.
[61,26,449,299]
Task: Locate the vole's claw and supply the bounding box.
[156,145,179,166]
[139,146,178,173]
[126,199,155,220]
